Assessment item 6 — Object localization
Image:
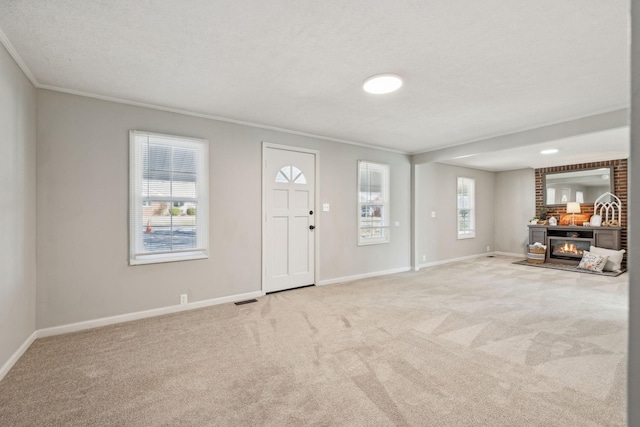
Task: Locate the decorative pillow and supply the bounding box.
[589,246,625,272]
[577,251,609,273]
[559,213,592,226]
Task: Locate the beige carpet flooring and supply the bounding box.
[0,256,628,426]
[512,259,625,277]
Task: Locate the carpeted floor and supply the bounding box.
[0,256,627,426]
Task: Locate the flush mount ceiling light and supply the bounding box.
[363,74,403,94]
[540,149,559,155]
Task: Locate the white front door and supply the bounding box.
[263,146,316,293]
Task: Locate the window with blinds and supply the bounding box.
[358,161,390,245]
[129,131,209,265]
[457,176,475,239]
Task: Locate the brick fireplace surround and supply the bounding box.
[534,159,628,262]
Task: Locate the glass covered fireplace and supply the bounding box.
[549,237,590,261]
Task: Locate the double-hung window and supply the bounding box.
[457,177,475,239]
[358,161,390,245]
[129,131,209,265]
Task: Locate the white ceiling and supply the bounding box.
[443,127,630,171]
[0,0,630,166]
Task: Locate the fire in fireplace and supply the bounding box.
[550,238,590,259]
[556,242,582,255]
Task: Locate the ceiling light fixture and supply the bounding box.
[540,149,559,155]
[363,74,403,94]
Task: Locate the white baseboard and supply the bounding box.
[494,251,526,258]
[318,266,412,286]
[1,291,265,380]
[416,252,497,270]
[37,290,264,338]
[0,331,37,382]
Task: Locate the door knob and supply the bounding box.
[309,225,315,230]
[309,210,314,215]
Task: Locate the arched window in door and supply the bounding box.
[275,166,307,184]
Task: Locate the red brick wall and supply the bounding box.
[535,159,628,254]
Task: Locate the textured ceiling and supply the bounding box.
[0,0,630,157]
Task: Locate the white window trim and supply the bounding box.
[358,160,390,246]
[457,176,475,240]
[129,130,209,265]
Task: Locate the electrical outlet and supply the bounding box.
[486,246,490,252]
[431,211,436,218]
[422,255,426,262]
[180,294,188,305]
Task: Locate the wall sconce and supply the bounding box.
[566,202,581,226]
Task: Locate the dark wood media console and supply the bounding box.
[528,225,622,265]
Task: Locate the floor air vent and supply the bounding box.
[234,299,258,306]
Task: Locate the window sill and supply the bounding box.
[457,234,476,240]
[130,251,208,266]
[358,239,390,246]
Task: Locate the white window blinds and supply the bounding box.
[129,131,209,265]
[457,177,475,239]
[358,161,390,245]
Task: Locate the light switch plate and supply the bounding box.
[431,211,436,218]
[394,221,400,227]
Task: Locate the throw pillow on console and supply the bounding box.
[577,251,609,273]
[559,213,592,226]
[589,246,625,272]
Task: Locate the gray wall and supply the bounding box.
[629,0,639,422]
[494,169,535,255]
[36,90,411,329]
[0,45,36,367]
[415,162,495,264]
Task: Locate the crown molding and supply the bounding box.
[1,22,408,156]
[38,84,410,155]
[0,26,38,86]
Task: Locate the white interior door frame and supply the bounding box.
[262,142,320,294]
